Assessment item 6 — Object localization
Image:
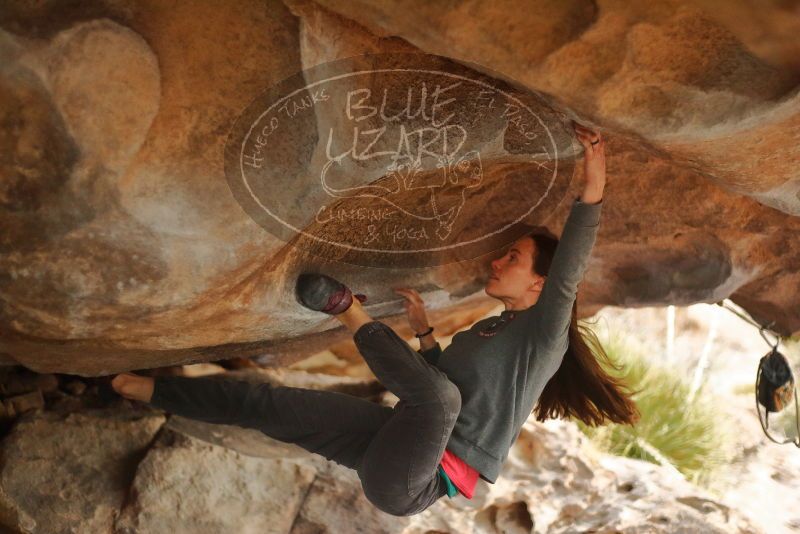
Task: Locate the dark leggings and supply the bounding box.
[148,320,462,516]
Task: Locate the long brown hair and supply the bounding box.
[525,227,641,427]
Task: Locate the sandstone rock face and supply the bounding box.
[0,392,761,533]
[115,431,320,534]
[0,409,165,533]
[1,0,799,374]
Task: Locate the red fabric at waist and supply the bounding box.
[440,448,479,499]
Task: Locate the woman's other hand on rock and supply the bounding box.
[393,287,431,335]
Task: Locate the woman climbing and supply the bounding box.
[110,121,640,517]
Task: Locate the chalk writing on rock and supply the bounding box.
[224,53,575,269]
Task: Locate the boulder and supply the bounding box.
[0,409,164,533]
[0,399,761,533]
[0,0,797,377]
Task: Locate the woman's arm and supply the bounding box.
[574,121,606,204]
[395,287,442,366]
[531,198,602,354]
[417,337,443,366]
[532,122,606,354]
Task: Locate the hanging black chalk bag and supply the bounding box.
[755,343,800,447]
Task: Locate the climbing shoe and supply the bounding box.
[295,272,367,315]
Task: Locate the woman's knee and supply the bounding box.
[439,378,461,416]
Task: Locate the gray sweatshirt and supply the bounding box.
[418,196,603,483]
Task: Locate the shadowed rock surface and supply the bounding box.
[1,0,800,374]
[0,374,763,534]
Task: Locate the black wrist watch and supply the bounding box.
[415,326,434,338]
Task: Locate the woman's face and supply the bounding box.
[485,236,543,299]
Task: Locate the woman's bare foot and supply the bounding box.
[111,373,154,402]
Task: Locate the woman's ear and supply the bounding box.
[531,274,546,292]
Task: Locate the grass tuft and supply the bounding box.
[570,322,739,489]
